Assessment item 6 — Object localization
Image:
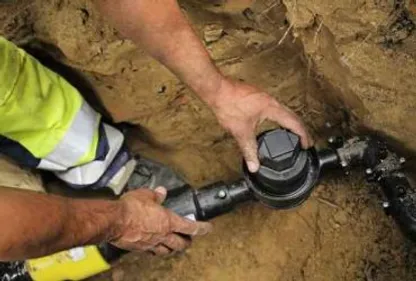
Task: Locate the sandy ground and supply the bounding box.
[98,178,416,281]
[1,0,416,280]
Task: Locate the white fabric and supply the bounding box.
[54,124,124,186]
[38,102,99,171]
[108,158,137,195]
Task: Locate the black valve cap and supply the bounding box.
[244,128,320,209]
[258,130,301,171]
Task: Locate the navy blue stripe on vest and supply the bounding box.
[0,135,41,168]
[0,121,110,169]
[95,122,109,162]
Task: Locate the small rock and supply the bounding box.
[203,24,224,43]
[243,8,255,21]
[333,211,349,226]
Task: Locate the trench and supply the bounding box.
[1,0,416,280]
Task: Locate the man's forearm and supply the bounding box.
[95,0,224,106]
[0,188,122,260]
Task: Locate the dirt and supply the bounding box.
[283,0,416,150]
[1,0,416,280]
[103,179,416,281]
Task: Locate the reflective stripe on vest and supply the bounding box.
[38,102,100,171]
[0,36,100,171]
[55,124,124,185]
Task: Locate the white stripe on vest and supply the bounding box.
[37,102,99,171]
[55,124,124,186]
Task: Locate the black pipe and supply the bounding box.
[6,129,416,281]
[317,148,339,170]
[163,179,252,221]
[378,173,416,242]
[93,180,254,264]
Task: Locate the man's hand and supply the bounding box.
[0,186,211,260]
[110,187,212,256]
[209,79,314,173]
[95,0,313,173]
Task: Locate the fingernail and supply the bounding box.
[247,161,259,173]
[155,186,167,195]
[154,186,167,197]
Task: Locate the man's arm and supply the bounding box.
[0,187,118,260]
[95,0,313,173]
[0,187,211,260]
[96,0,223,103]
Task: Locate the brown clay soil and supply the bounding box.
[2,0,416,280]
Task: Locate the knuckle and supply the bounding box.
[240,142,257,157]
[167,236,180,248]
[270,99,282,109]
[164,211,176,231]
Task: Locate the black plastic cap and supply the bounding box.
[243,129,321,209]
[258,130,301,171]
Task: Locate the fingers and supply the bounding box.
[150,244,171,256]
[162,234,191,251]
[150,234,191,256]
[112,233,191,255]
[234,133,260,173]
[169,212,213,236]
[265,103,314,149]
[125,187,167,204]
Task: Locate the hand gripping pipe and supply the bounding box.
[2,129,416,281]
[96,129,416,262]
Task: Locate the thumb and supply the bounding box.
[154,186,167,204]
[236,134,260,173]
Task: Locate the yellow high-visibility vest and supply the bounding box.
[0,36,99,169]
[0,36,128,190]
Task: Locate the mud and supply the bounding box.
[1,0,416,280]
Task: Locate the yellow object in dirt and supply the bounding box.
[26,245,110,281]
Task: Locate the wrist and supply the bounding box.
[106,200,127,242]
[193,71,228,108]
[66,198,126,244]
[182,67,229,109]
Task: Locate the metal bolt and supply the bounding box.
[365,168,373,175]
[341,161,348,168]
[382,201,390,208]
[217,190,227,199]
[328,136,336,144]
[400,157,406,164]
